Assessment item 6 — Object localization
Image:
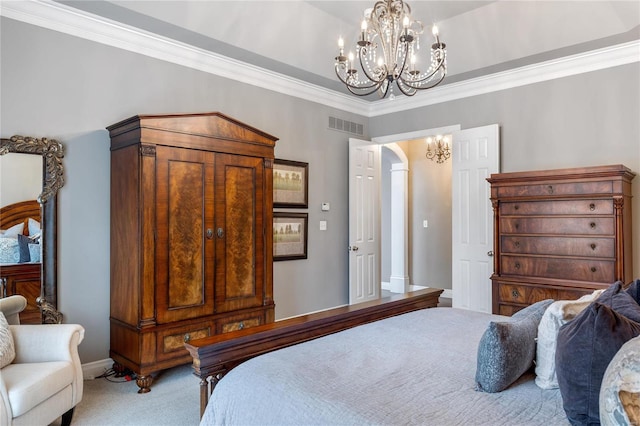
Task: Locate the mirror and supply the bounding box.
[0,135,64,323]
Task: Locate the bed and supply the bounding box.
[0,199,42,323]
[199,307,568,425]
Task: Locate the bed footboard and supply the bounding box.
[185,288,443,417]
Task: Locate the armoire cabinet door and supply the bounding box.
[214,153,266,313]
[155,146,215,323]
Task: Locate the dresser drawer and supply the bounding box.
[500,236,615,258]
[495,282,595,314]
[499,199,613,216]
[157,322,213,361]
[496,180,613,198]
[500,256,615,282]
[216,312,264,334]
[500,217,614,235]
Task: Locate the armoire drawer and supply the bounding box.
[500,255,615,282]
[157,322,213,361]
[499,199,613,216]
[500,236,615,258]
[500,217,614,235]
[496,180,614,198]
[216,312,264,334]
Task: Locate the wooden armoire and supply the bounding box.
[107,113,277,393]
[488,165,634,315]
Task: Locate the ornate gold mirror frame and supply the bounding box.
[0,135,64,323]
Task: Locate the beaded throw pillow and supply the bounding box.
[0,311,16,368]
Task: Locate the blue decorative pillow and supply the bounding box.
[17,234,31,263]
[475,299,553,393]
[556,303,640,426]
[626,279,640,305]
[597,281,640,323]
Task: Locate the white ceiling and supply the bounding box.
[59,0,640,98]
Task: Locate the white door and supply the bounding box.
[451,125,499,313]
[348,138,381,305]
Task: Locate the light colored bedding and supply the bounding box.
[202,307,569,426]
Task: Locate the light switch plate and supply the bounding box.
[319,220,327,231]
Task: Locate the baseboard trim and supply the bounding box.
[82,358,113,380]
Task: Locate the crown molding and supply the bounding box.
[2,1,638,119]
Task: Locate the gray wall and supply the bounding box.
[2,17,639,364]
[370,63,640,282]
[1,18,364,362]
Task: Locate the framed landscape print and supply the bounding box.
[273,212,308,261]
[273,159,308,208]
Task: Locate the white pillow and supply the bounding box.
[0,311,15,368]
[535,289,604,389]
[0,238,20,264]
[0,223,24,238]
[27,218,40,238]
[28,243,41,263]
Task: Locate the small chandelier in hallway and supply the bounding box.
[426,135,451,163]
[334,0,447,99]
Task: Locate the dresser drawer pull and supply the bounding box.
[515,223,519,230]
[589,203,596,211]
[511,290,520,298]
[514,241,520,248]
[590,243,597,250]
[590,267,597,273]
[238,321,245,330]
[514,205,519,210]
[590,222,596,229]
[515,262,521,270]
[547,185,554,194]
[183,333,191,343]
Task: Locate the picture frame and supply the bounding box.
[273,212,308,261]
[273,159,308,208]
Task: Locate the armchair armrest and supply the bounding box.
[0,295,27,325]
[10,324,84,364]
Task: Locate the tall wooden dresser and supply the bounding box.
[107,113,277,392]
[488,165,634,315]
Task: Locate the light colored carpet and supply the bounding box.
[54,364,200,426]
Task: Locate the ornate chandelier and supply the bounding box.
[426,135,451,163]
[334,0,447,99]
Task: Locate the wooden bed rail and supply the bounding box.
[185,288,443,417]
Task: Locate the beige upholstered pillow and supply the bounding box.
[535,289,604,389]
[0,311,16,368]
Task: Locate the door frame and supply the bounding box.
[349,125,461,299]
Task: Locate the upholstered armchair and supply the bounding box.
[0,295,85,426]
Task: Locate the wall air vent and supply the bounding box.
[328,116,364,136]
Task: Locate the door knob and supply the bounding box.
[487,251,494,257]
[349,246,359,252]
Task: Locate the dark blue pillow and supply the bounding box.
[626,279,640,305]
[596,280,640,323]
[556,302,640,425]
[17,234,31,263]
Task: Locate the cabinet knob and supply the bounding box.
[589,203,596,211]
[591,267,597,273]
[547,185,554,194]
[514,205,519,210]
[206,229,214,239]
[217,228,225,239]
[238,321,245,330]
[515,223,519,230]
[590,222,596,229]
[515,262,521,270]
[511,289,520,298]
[514,241,520,248]
[183,333,191,343]
[590,243,597,250]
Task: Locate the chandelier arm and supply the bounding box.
[395,79,417,96]
[347,80,386,97]
[334,64,383,91]
[399,51,447,85]
[399,70,446,91]
[357,47,386,84]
